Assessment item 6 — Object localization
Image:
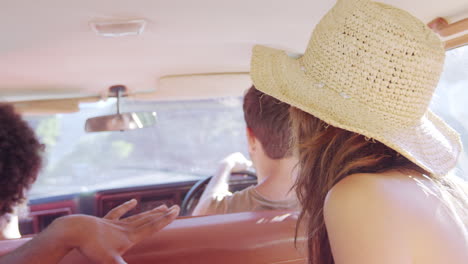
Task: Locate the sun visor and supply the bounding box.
[11,97,100,115]
[8,73,252,114]
[131,73,252,101]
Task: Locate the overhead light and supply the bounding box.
[90,19,146,37]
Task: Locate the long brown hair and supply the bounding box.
[290,107,467,264]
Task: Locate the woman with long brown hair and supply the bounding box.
[250,0,467,263]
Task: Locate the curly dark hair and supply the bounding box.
[0,103,43,217]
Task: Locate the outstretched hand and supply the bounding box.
[58,200,179,264]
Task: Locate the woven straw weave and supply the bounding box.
[251,0,462,176]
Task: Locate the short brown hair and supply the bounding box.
[0,103,43,217]
[243,86,291,159]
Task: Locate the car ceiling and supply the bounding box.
[1,0,467,103]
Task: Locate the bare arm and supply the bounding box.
[192,162,232,216]
[0,200,179,264]
[192,152,252,216]
[0,222,75,264]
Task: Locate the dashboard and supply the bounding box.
[20,173,257,235]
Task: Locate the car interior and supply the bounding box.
[0,0,467,263]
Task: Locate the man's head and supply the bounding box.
[0,103,43,217]
[243,85,291,160]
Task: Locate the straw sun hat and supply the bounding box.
[251,0,462,176]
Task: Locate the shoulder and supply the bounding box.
[323,172,414,263]
[223,186,255,205]
[324,172,412,218]
[324,171,461,218]
[222,186,260,213]
[323,173,393,228]
[199,188,251,215]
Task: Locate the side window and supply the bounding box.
[430,45,468,179]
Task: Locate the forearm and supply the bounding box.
[0,218,74,264]
[200,162,232,202]
[192,163,232,215]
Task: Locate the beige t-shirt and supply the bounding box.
[204,186,299,215]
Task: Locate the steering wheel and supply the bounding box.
[180,170,257,216]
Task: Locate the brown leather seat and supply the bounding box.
[0,210,307,263]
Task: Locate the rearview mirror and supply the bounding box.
[85,85,157,133]
[85,112,157,132]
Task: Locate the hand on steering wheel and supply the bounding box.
[220,152,253,173]
[180,170,257,216]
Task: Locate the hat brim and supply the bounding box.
[251,44,462,176]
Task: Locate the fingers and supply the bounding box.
[242,159,253,169]
[131,205,180,242]
[222,152,253,172]
[130,204,176,228]
[100,254,127,264]
[122,204,169,223]
[104,199,138,220]
[111,255,127,264]
[231,157,253,172]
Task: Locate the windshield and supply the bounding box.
[25,97,248,199]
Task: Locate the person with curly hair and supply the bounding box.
[0,103,44,240]
[0,103,180,264]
